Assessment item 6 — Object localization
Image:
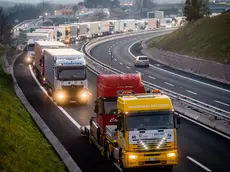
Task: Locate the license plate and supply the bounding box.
[149,158,156,161]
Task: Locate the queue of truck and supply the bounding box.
[24,18,181,171]
[80,74,181,172]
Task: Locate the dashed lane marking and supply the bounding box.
[187,156,212,172]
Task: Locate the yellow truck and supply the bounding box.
[81,90,181,172]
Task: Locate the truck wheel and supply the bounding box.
[164,165,173,172]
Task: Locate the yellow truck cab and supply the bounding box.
[104,91,181,172]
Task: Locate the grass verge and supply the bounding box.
[0,47,66,172]
[148,13,230,64]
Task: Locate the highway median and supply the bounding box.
[0,47,66,172]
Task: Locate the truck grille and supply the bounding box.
[62,85,84,100]
[133,138,171,150]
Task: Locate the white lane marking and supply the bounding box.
[119,62,123,65]
[214,100,230,107]
[148,75,156,80]
[113,163,122,171]
[88,92,93,96]
[136,70,141,74]
[187,156,212,172]
[148,75,156,79]
[29,65,81,130]
[180,114,230,140]
[186,90,198,95]
[165,82,174,87]
[114,59,117,61]
[126,66,131,69]
[128,40,230,93]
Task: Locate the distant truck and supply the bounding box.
[25,39,35,64]
[43,48,88,105]
[33,41,66,84]
[33,29,54,41]
[124,19,136,32]
[109,20,120,34]
[99,21,110,36]
[77,23,88,40]
[25,32,50,64]
[87,22,100,38]
[147,18,157,30]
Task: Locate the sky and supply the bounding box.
[2,0,185,4]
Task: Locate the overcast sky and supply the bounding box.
[2,0,185,4]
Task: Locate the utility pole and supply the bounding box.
[42,0,45,26]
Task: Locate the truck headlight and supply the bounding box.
[57,91,65,100]
[128,155,137,160]
[26,57,32,62]
[81,91,88,99]
[167,152,176,157]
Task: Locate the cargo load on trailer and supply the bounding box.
[87,22,100,38]
[33,41,66,84]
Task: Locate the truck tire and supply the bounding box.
[164,165,173,172]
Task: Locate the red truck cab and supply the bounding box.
[90,74,145,146]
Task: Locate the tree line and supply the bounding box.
[0,7,12,44]
[184,0,211,22]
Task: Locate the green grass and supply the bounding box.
[0,47,66,172]
[148,13,230,64]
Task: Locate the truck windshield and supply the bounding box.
[27,44,35,51]
[104,101,117,115]
[126,111,173,131]
[57,67,86,81]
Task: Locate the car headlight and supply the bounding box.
[128,155,137,160]
[167,152,176,157]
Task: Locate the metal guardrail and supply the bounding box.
[82,31,230,122]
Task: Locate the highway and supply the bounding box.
[12,37,230,172]
[90,32,230,112]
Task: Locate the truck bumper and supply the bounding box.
[54,88,89,104]
[123,150,178,168]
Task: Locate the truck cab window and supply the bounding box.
[103,101,117,115]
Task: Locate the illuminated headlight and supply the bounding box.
[26,57,32,62]
[81,91,88,99]
[128,155,137,160]
[167,152,176,158]
[57,91,65,100]
[42,77,46,81]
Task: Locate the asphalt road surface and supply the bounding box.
[12,40,230,172]
[90,32,230,113]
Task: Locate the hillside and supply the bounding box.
[0,47,65,172]
[149,12,230,64]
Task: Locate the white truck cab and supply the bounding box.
[44,48,88,105]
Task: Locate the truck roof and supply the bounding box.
[97,74,145,97]
[35,41,65,46]
[117,93,173,112]
[27,32,48,36]
[44,48,84,56]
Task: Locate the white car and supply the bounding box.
[134,56,149,67]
